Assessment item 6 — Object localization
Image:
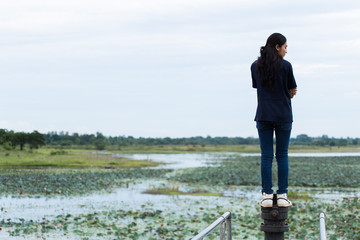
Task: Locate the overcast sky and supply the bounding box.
[1,0,360,138]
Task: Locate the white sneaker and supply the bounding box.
[259,193,273,207]
[277,193,292,207]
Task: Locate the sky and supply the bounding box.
[1,0,360,138]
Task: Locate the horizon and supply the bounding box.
[2,128,358,139]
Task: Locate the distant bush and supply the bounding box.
[95,140,106,150]
[3,141,13,151]
[50,150,68,156]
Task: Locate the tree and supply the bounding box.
[28,131,45,149]
[296,134,312,144]
[95,139,106,150]
[337,139,348,147]
[14,132,28,150]
[0,129,8,144]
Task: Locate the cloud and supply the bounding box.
[294,63,341,75]
[1,0,360,137]
[0,120,33,132]
[0,0,257,32]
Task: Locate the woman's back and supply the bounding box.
[251,58,297,122]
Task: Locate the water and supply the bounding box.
[115,152,360,169]
[0,180,255,221]
[0,180,171,221]
[1,179,358,222]
[1,152,360,238]
[115,152,225,169]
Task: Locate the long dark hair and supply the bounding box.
[256,33,287,91]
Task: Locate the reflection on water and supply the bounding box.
[115,153,225,169]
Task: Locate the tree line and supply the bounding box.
[44,131,260,150]
[0,129,45,150]
[44,131,359,149]
[0,129,358,151]
[291,134,358,147]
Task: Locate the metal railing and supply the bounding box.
[319,212,327,240]
[190,211,232,240]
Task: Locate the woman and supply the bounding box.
[251,33,297,207]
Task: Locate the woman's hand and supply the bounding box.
[290,88,297,98]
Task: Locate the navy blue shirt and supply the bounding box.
[251,59,297,122]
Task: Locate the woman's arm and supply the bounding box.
[290,87,297,98]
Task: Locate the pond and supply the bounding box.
[1,179,358,222]
[114,152,225,168]
[1,152,359,239]
[115,152,360,169]
[0,180,253,221]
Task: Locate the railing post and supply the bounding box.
[260,194,289,240]
[220,222,225,240]
[226,213,232,240]
[319,212,327,240]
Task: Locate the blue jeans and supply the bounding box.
[256,121,292,194]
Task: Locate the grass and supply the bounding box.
[289,145,360,152]
[112,144,261,153]
[144,186,223,197]
[110,144,360,154]
[2,144,359,168]
[287,190,313,200]
[0,148,162,168]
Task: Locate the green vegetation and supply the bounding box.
[0,148,162,168]
[2,128,359,152]
[105,144,359,154]
[1,191,359,239]
[287,197,359,239]
[114,144,262,153]
[44,132,260,148]
[144,186,223,196]
[0,168,172,196]
[287,191,313,200]
[43,131,358,149]
[0,142,359,239]
[0,129,45,150]
[172,156,360,188]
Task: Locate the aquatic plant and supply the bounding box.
[1,197,358,239]
[0,168,172,196]
[173,156,360,188]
